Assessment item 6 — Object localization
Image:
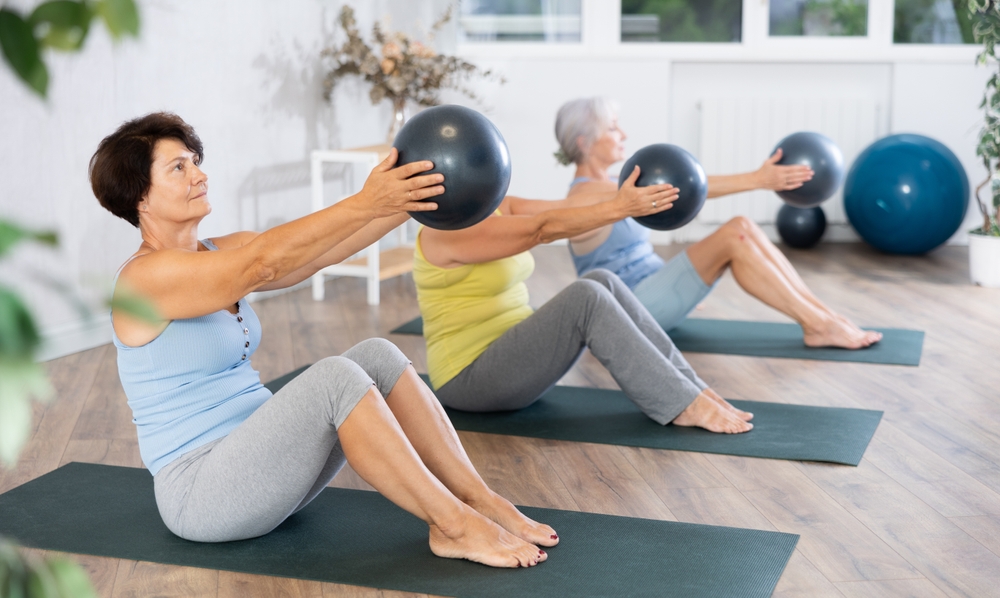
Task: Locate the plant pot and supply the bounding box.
[969,231,1000,287]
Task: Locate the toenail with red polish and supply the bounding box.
[551,534,558,539]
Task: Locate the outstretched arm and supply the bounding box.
[707,149,814,198]
[420,167,679,269]
[119,149,442,321]
[501,188,617,216]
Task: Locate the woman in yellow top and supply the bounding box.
[416,168,753,434]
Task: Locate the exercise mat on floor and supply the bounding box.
[265,370,882,466]
[389,316,924,366]
[0,463,799,598]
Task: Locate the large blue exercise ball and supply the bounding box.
[393,105,511,230]
[772,132,845,208]
[618,143,708,231]
[844,134,968,255]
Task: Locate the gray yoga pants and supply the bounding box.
[153,338,410,543]
[435,269,708,425]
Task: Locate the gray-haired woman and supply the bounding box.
[531,97,881,349]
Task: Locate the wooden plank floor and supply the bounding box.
[3,242,1000,597]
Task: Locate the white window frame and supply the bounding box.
[456,0,978,64]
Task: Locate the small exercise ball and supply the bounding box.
[393,105,511,230]
[618,143,708,231]
[772,132,845,208]
[843,134,968,255]
[777,204,827,249]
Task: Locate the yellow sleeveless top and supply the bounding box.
[414,228,534,389]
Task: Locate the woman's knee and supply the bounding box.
[581,267,626,289]
[306,356,375,426]
[341,338,410,397]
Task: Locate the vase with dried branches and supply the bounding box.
[321,5,503,143]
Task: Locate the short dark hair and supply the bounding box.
[89,112,204,227]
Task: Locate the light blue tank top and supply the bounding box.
[567,177,665,289]
[112,239,271,475]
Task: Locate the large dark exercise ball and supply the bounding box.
[844,134,968,255]
[618,143,708,231]
[777,204,827,249]
[393,105,511,230]
[772,132,845,208]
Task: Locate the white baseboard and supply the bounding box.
[38,317,113,363]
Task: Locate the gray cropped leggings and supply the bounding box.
[436,269,708,425]
[153,338,410,543]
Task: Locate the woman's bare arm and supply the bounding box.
[118,149,442,321]
[707,149,814,198]
[420,167,678,269]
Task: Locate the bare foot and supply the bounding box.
[672,391,753,434]
[429,506,547,568]
[803,315,882,349]
[704,388,753,422]
[467,491,559,547]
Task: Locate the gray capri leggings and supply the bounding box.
[436,269,707,425]
[153,338,410,543]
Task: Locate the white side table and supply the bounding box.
[310,144,414,305]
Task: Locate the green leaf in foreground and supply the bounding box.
[0,288,41,361]
[0,359,53,466]
[29,0,92,51]
[110,289,161,323]
[0,8,48,97]
[0,220,58,258]
[96,0,139,39]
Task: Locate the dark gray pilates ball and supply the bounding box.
[777,204,826,249]
[618,143,708,231]
[393,105,511,230]
[772,132,844,208]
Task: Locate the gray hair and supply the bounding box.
[553,97,619,166]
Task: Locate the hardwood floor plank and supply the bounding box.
[833,578,950,598]
[539,443,676,520]
[0,345,106,493]
[798,459,1000,596]
[949,515,1000,559]
[111,560,218,598]
[771,550,845,598]
[217,571,323,597]
[458,432,579,511]
[708,456,919,582]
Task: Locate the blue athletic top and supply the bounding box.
[567,177,665,289]
[112,239,271,475]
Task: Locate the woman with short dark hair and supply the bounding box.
[92,112,554,568]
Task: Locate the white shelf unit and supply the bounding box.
[309,146,413,306]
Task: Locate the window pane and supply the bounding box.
[621,0,742,43]
[769,0,869,37]
[894,0,974,44]
[459,0,582,42]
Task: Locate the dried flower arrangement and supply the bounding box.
[321,5,503,140]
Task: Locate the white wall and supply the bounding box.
[0,0,990,361]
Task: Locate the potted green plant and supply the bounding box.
[971,0,1000,286]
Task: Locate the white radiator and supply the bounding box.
[695,97,884,230]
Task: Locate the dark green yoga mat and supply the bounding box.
[0,463,799,598]
[265,369,882,466]
[389,316,924,366]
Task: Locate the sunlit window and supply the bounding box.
[459,0,582,43]
[769,0,869,37]
[894,0,974,44]
[620,0,742,43]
